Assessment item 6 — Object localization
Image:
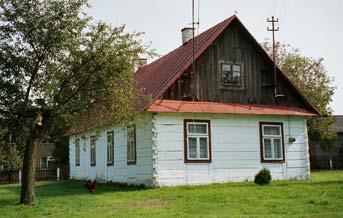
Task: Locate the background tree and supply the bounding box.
[0,0,150,205]
[262,40,336,149]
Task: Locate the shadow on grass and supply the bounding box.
[0,179,150,201]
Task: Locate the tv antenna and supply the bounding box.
[191,0,200,101]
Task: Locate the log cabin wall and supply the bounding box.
[162,20,308,110]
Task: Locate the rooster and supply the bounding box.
[84,179,96,193]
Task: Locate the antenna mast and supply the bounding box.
[267,16,282,99]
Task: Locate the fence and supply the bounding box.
[0,167,69,185]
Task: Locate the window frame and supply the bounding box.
[220,62,244,88]
[75,138,80,166]
[107,131,114,166]
[259,122,285,163]
[40,156,54,170]
[127,126,136,165]
[90,135,96,166]
[184,119,212,163]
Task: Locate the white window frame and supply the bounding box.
[221,63,243,86]
[75,138,80,166]
[90,136,96,166]
[261,124,284,161]
[107,131,114,165]
[127,126,136,164]
[185,121,211,162]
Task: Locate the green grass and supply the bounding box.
[1,171,343,218]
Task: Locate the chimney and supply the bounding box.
[181,27,194,45]
[132,58,147,73]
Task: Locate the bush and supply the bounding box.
[254,168,272,185]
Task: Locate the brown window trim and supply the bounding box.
[127,126,137,165]
[184,119,212,163]
[90,135,96,167]
[107,131,114,166]
[75,138,80,166]
[259,122,285,163]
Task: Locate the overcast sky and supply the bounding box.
[87,0,343,114]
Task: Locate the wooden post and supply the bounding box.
[57,167,60,181]
[19,170,22,183]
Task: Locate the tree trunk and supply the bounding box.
[20,133,39,205]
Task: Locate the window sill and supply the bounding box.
[185,159,211,164]
[107,163,114,166]
[127,161,136,165]
[261,159,285,163]
[90,164,96,167]
[220,86,245,91]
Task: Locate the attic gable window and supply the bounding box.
[184,120,211,163]
[260,122,285,163]
[221,63,243,86]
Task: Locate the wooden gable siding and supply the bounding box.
[162,20,308,110]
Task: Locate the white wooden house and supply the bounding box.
[68,15,318,186]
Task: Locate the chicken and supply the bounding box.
[84,179,96,193]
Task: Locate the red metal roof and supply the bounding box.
[135,15,319,115]
[147,100,317,117]
[135,15,236,108]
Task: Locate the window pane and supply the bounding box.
[274,139,282,159]
[264,138,272,159]
[199,137,208,159]
[264,126,281,136]
[222,64,231,71]
[188,137,197,159]
[232,65,240,72]
[41,157,47,169]
[188,123,196,133]
[232,71,241,85]
[195,124,207,134]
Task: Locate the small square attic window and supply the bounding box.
[221,63,242,86]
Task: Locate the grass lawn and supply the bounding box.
[0,171,343,218]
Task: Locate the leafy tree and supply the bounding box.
[0,0,149,204]
[3,145,22,171]
[262,41,336,149]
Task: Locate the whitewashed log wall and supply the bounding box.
[69,112,310,187]
[152,113,310,186]
[69,115,153,186]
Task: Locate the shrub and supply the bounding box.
[254,168,272,185]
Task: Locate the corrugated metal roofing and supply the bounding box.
[135,15,236,108]
[135,15,319,115]
[147,100,317,117]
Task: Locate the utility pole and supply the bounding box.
[267,16,280,98]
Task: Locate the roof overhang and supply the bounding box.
[147,100,317,117]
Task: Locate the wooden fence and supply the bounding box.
[0,167,69,185]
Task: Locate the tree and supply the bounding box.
[262,40,336,149]
[0,0,149,204]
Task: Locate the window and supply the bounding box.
[184,120,211,163]
[107,131,114,166]
[40,156,54,170]
[90,136,96,166]
[260,122,285,163]
[221,63,242,86]
[127,126,136,164]
[75,139,80,166]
